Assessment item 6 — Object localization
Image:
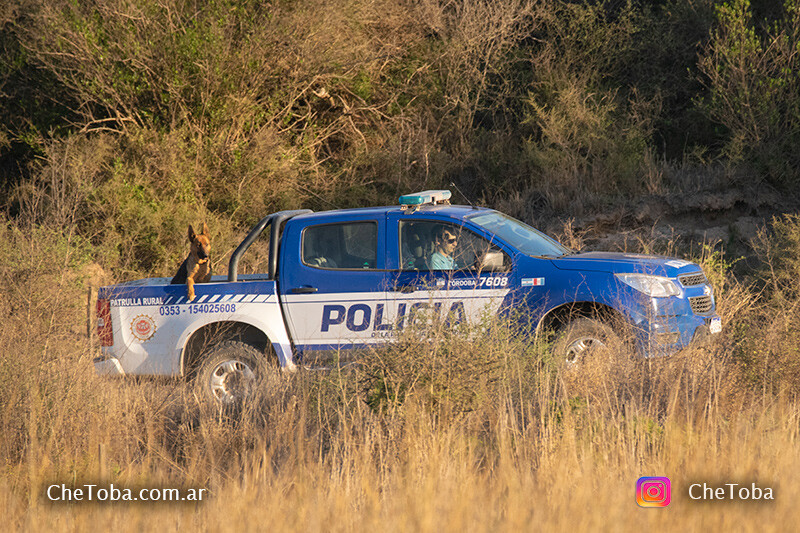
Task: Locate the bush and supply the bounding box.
[358,318,534,413]
[698,0,800,186]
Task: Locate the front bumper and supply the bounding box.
[640,314,721,357]
[626,285,722,358]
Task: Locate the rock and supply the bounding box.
[732,216,763,242]
[696,225,729,244]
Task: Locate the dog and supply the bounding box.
[171,223,212,301]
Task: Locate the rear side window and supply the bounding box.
[302,222,378,269]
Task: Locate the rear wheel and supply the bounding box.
[194,341,268,405]
[552,318,622,365]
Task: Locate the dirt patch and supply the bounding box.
[547,183,797,259]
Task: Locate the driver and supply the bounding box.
[430,226,458,270]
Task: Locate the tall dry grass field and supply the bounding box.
[1,215,800,532]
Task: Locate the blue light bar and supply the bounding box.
[398,190,452,206]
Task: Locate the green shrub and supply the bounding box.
[698,0,800,186]
[755,214,800,304]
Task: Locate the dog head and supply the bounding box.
[188,223,211,261]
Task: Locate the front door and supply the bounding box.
[382,217,514,339]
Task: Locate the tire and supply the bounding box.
[194,340,268,405]
[552,317,622,366]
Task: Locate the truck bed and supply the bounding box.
[96,275,295,376]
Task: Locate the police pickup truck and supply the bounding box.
[95,190,721,403]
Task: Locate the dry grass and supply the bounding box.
[3,351,799,531]
[2,214,800,531]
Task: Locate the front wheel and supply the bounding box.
[194,341,268,405]
[552,317,623,365]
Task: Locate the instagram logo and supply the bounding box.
[636,477,671,507]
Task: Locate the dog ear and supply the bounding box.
[188,225,196,242]
[201,222,209,236]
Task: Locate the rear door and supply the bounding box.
[279,213,389,356]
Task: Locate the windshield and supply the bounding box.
[466,211,572,258]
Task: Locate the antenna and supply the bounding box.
[449,182,476,208]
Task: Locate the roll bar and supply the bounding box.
[227,209,313,282]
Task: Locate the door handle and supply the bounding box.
[290,286,318,294]
[392,285,415,293]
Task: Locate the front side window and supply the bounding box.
[302,222,378,269]
[399,220,508,272]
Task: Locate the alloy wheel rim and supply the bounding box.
[565,336,606,364]
[209,359,256,403]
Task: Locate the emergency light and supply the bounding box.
[398,190,452,209]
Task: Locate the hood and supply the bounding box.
[550,251,699,277]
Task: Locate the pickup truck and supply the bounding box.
[95,190,721,403]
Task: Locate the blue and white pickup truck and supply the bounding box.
[95,190,721,403]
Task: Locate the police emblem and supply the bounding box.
[130,315,156,342]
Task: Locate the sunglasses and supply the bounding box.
[444,236,457,244]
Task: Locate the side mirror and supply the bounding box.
[477,251,507,272]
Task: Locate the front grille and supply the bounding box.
[689,295,714,315]
[679,272,707,287]
[655,332,680,345]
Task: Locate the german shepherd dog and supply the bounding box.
[171,223,212,301]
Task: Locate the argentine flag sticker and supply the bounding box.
[522,277,545,287]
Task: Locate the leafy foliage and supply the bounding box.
[0,0,798,277]
[698,0,800,185]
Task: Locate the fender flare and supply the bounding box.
[534,300,628,344]
[177,316,295,375]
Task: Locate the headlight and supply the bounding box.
[615,273,680,297]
